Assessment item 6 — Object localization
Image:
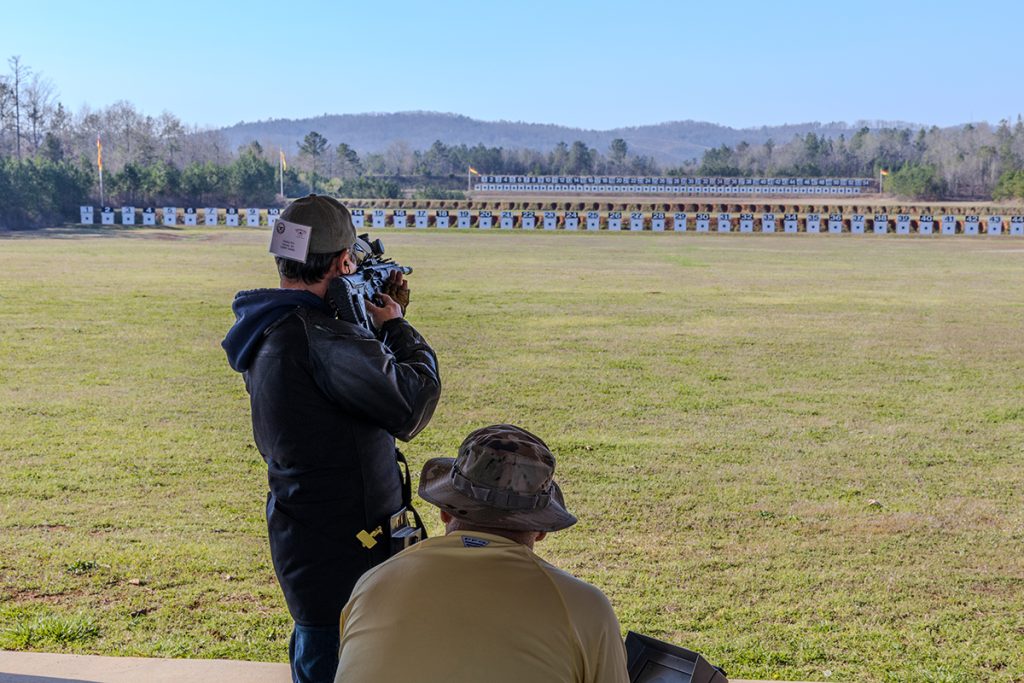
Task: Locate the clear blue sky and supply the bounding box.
[7,0,1023,131]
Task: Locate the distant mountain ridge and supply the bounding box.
[218,111,916,164]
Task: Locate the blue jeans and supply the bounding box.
[288,622,340,683]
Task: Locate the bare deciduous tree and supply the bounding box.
[23,72,55,153]
[8,55,30,160]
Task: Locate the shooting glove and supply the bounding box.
[384,279,410,314]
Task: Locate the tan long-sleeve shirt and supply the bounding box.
[336,531,629,683]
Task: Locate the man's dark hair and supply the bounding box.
[276,251,344,284]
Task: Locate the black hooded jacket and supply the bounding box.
[223,288,441,625]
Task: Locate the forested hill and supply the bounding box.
[218,112,882,164]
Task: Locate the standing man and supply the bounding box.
[335,424,629,683]
[222,194,441,683]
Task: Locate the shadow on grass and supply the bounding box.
[0,675,101,683]
[0,224,195,240]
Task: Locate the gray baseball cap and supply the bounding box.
[280,194,356,254]
[418,424,577,532]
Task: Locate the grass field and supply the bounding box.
[1,227,1022,682]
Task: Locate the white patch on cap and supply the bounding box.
[269,219,312,263]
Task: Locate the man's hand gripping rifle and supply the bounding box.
[327,234,412,331]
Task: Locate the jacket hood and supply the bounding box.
[222,288,331,372]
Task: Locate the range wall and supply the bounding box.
[78,201,1024,235]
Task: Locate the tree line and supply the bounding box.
[295,132,657,197]
[3,55,1023,228]
[686,122,1024,200]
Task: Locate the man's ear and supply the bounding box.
[534,531,547,544]
[439,510,453,525]
[337,249,354,276]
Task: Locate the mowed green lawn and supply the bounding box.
[1,228,1022,682]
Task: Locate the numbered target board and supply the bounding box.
[225,208,239,226]
[351,208,365,228]
[121,206,135,225]
[246,208,260,227]
[736,213,752,233]
[435,210,450,229]
[717,213,731,233]
[964,215,980,235]
[587,211,601,231]
[1011,216,1024,235]
[651,210,667,232]
[673,212,687,231]
[941,215,956,235]
[851,214,865,234]
[163,207,177,226]
[873,214,888,234]
[390,209,405,228]
[79,206,94,224]
[205,207,218,226]
[521,210,536,230]
[828,213,843,233]
[784,213,798,233]
[987,215,1002,235]
[564,211,579,230]
[478,210,493,229]
[415,209,429,229]
[456,210,471,229]
[919,214,934,235]
[143,207,156,226]
[372,209,386,228]
[500,210,514,229]
[101,207,115,225]
[630,212,645,231]
[805,213,821,233]
[761,213,775,233]
[695,212,710,232]
[183,208,197,226]
[896,214,911,234]
[608,211,623,231]
[543,211,557,230]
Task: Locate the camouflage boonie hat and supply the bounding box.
[418,424,577,532]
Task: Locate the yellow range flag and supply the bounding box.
[96,135,103,172]
[880,169,889,176]
[468,166,479,175]
[280,150,287,171]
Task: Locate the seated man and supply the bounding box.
[334,424,629,683]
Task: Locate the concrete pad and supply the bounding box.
[0,651,820,683]
[0,651,290,683]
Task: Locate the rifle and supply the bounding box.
[327,234,412,331]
